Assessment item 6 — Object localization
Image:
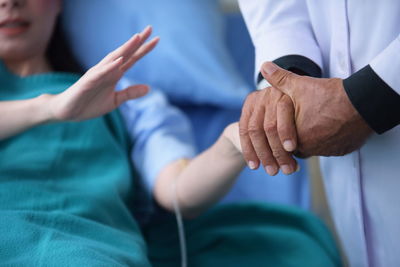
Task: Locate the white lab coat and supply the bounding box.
[239,1,400,266]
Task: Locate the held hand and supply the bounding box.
[239,88,299,176]
[223,122,242,154]
[261,62,372,157]
[48,26,159,122]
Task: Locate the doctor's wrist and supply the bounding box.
[343,65,400,134]
[257,54,322,90]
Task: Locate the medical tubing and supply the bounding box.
[171,179,188,267]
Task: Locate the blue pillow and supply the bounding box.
[62,0,251,108]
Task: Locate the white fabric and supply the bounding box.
[238,0,323,81]
[239,1,400,266]
[370,36,400,93]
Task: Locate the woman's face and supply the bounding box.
[0,0,61,61]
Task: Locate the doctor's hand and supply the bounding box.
[261,62,373,158]
[47,26,159,122]
[239,87,299,176]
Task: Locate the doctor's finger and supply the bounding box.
[260,62,300,99]
[277,94,298,152]
[247,92,279,175]
[263,89,297,175]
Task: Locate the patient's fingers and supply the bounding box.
[119,26,153,64]
[114,84,149,106]
[102,26,153,65]
[101,34,141,64]
[85,56,124,85]
[121,37,160,72]
[139,25,152,41]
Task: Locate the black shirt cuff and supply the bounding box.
[257,55,322,83]
[343,65,400,134]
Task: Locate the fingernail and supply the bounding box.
[248,161,257,170]
[281,165,293,175]
[265,165,278,176]
[283,140,295,152]
[263,62,278,75]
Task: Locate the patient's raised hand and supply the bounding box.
[48,26,159,122]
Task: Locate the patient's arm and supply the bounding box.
[0,96,54,140]
[154,123,246,218]
[0,26,158,141]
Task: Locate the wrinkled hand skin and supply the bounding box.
[262,63,373,158]
[239,88,298,175]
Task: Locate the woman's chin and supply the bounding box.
[0,43,40,62]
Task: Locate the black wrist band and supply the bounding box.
[343,65,400,134]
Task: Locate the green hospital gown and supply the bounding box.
[144,203,342,267]
[0,63,150,266]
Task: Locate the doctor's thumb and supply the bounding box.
[261,62,296,96]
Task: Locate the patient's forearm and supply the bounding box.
[178,136,246,217]
[155,134,246,218]
[0,95,53,140]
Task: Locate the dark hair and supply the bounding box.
[46,17,84,75]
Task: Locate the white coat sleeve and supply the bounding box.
[238,0,323,79]
[343,35,400,133]
[370,35,400,95]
